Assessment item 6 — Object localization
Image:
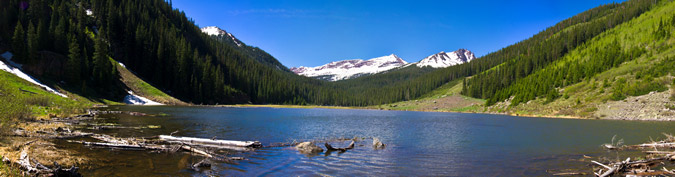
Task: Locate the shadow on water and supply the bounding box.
[49,106,675,176]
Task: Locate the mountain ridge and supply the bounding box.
[417,49,476,68]
[291,49,475,81]
[200,26,290,73]
[290,54,408,81]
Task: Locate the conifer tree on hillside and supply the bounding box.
[92,29,112,87]
[11,21,26,63]
[67,36,82,84]
[26,21,38,64]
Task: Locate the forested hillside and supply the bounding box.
[460,0,658,105]
[484,0,675,117]
[209,31,291,73]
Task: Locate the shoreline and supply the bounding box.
[212,104,675,121]
[214,104,597,120]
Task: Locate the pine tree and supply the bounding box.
[36,19,47,50]
[82,47,90,80]
[26,21,38,64]
[67,36,82,84]
[92,29,110,87]
[11,21,27,63]
[54,17,67,53]
[106,0,117,41]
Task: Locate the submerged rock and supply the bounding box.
[295,142,323,154]
[373,138,386,149]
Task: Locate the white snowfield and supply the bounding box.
[291,54,408,81]
[124,91,163,105]
[416,49,476,68]
[116,61,163,106]
[0,52,68,98]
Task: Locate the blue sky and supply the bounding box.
[172,0,624,67]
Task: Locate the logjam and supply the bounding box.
[588,134,675,177]
[67,133,249,162]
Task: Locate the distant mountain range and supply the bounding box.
[291,49,475,81]
[201,26,475,81]
[417,49,475,68]
[290,54,408,81]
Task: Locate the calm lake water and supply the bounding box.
[62,106,675,176]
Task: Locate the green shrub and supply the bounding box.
[611,78,627,101]
[625,78,668,96]
[544,89,560,104]
[667,104,675,110]
[24,95,51,107]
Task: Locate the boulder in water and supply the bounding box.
[295,142,323,154]
[373,138,386,149]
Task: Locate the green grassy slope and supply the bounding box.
[0,61,95,127]
[372,78,484,112]
[114,59,187,105]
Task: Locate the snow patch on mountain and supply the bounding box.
[201,26,226,36]
[0,52,68,98]
[416,49,475,68]
[124,91,163,105]
[117,61,127,68]
[201,26,242,47]
[290,54,408,81]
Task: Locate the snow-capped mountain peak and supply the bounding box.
[200,26,242,47]
[201,26,227,36]
[416,49,475,68]
[290,54,408,81]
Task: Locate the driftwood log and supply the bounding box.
[159,135,262,148]
[6,151,82,177]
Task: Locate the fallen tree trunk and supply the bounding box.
[552,172,586,176]
[181,145,213,158]
[179,143,254,151]
[159,135,261,147]
[19,152,39,173]
[68,140,170,151]
[644,151,675,155]
[69,140,145,149]
[179,144,245,162]
[592,159,625,177]
[635,142,675,148]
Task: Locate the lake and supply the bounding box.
[63,106,675,176]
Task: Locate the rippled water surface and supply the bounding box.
[65,106,675,176]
